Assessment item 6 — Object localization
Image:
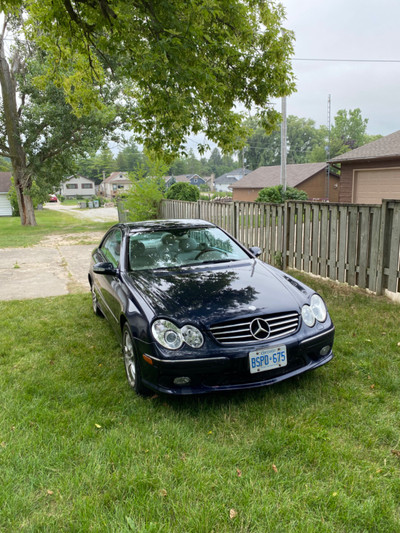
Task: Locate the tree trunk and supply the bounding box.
[0,22,37,226]
[14,170,36,226]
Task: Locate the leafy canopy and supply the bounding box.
[4,0,295,157]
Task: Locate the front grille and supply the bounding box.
[209,312,299,345]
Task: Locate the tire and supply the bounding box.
[91,284,104,317]
[122,324,149,395]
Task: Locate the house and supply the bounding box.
[59,175,97,198]
[100,172,131,198]
[329,130,400,204]
[163,174,207,189]
[214,168,251,193]
[0,172,13,216]
[231,163,339,202]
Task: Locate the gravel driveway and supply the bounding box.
[0,203,119,301]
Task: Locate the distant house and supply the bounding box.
[163,174,207,189]
[214,168,251,193]
[0,172,12,216]
[100,172,131,198]
[329,130,400,204]
[231,162,339,202]
[59,175,97,198]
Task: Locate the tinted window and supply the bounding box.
[128,227,249,271]
[100,229,122,268]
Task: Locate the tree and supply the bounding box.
[0,15,122,225]
[166,182,200,202]
[244,116,320,169]
[5,0,295,158]
[331,108,368,150]
[115,140,144,173]
[309,109,374,162]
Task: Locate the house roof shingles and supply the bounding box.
[103,172,130,184]
[0,172,12,193]
[329,130,400,163]
[231,162,327,189]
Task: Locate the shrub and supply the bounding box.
[123,157,168,221]
[256,185,308,204]
[165,182,200,202]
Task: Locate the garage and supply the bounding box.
[353,168,400,204]
[329,130,400,204]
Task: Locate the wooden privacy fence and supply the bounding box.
[121,198,400,297]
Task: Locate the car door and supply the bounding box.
[95,228,124,331]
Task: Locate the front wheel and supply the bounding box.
[122,324,149,395]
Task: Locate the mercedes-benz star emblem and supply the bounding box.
[250,318,270,340]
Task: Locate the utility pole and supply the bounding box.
[325,94,331,200]
[280,95,287,192]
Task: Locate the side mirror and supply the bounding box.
[249,246,262,258]
[93,262,117,275]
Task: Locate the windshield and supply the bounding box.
[128,226,250,271]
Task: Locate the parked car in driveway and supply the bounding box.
[88,219,334,395]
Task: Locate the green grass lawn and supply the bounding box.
[0,276,399,532]
[0,209,112,248]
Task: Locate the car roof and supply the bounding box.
[121,219,216,233]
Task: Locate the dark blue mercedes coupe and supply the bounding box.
[89,219,334,395]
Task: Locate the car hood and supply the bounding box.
[126,260,309,326]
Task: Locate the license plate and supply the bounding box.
[249,345,287,374]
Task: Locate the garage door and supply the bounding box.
[0,194,12,216]
[353,168,400,204]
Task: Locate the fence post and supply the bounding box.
[282,201,288,270]
[376,199,391,295]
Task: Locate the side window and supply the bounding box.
[100,229,122,268]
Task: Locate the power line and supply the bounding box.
[293,57,400,63]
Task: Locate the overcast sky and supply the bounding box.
[278,0,400,136]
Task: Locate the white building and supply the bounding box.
[59,175,97,198]
[0,172,13,216]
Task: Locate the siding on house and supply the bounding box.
[0,172,12,216]
[0,193,12,216]
[59,175,96,198]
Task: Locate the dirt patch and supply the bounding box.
[37,231,104,247]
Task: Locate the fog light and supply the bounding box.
[173,377,191,386]
[320,345,331,356]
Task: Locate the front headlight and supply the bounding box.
[152,320,183,350]
[310,294,327,322]
[302,294,327,328]
[152,320,204,350]
[181,325,204,348]
[301,305,315,327]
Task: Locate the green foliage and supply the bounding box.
[124,158,167,221]
[256,185,308,204]
[245,109,375,167]
[0,157,11,171]
[14,0,295,156]
[165,182,200,202]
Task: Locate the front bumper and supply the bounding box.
[140,326,335,395]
